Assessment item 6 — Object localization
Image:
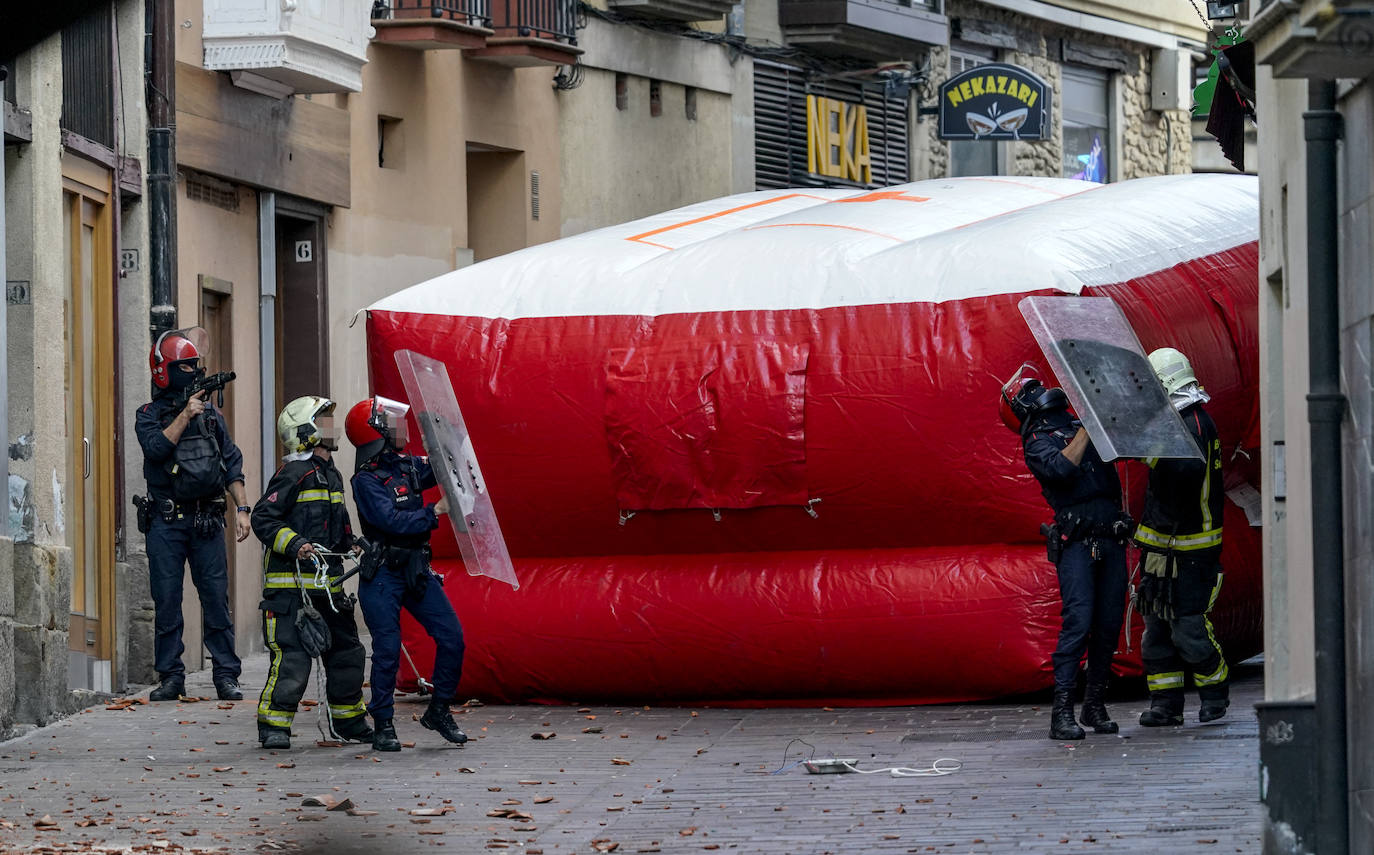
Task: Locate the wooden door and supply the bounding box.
[62,154,116,691]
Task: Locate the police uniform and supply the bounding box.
[1134,402,1228,722]
[134,396,244,690]
[1021,404,1130,734]
[352,451,466,725]
[250,454,368,740]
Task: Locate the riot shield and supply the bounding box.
[1018,296,1202,462]
[395,349,519,590]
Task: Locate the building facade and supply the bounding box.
[3,0,154,732]
[1247,0,1374,848]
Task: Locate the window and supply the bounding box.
[1062,65,1111,182]
[615,73,628,111]
[948,45,999,177]
[685,86,697,121]
[378,115,404,169]
[649,79,662,118]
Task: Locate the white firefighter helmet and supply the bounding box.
[1147,347,1200,397]
[277,396,336,454]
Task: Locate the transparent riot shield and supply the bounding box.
[395,350,519,590]
[1018,296,1202,462]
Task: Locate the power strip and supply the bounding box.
[803,758,858,774]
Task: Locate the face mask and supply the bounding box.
[167,359,205,392]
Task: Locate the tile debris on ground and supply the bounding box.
[0,658,1262,854]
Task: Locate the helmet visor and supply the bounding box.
[373,396,411,449]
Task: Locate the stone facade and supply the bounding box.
[914,0,1194,181]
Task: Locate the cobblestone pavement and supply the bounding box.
[0,656,1262,854]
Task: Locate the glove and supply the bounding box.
[295,600,332,659]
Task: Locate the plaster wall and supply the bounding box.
[174,180,267,661]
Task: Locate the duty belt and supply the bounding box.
[157,497,226,517]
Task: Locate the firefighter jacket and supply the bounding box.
[352,451,439,549]
[252,453,355,596]
[1021,406,1122,530]
[1134,403,1223,559]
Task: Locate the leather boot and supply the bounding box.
[334,716,374,743]
[149,677,185,702]
[373,719,402,752]
[1079,681,1118,734]
[420,699,469,744]
[1049,689,1085,741]
[258,725,291,750]
[214,678,243,701]
[1139,693,1185,727]
[1199,696,1230,723]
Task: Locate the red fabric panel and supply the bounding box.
[605,340,809,510]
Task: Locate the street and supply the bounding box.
[0,658,1262,854]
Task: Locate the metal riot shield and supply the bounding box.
[394,349,519,590]
[1018,296,1202,463]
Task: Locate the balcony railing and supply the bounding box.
[372,0,492,28]
[490,0,577,42]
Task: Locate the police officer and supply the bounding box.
[134,329,246,702]
[251,396,371,750]
[1001,368,1131,740]
[345,396,468,752]
[1134,348,1229,726]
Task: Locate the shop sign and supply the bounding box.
[806,95,872,184]
[938,63,1050,141]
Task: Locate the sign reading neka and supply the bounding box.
[938,63,1050,141]
[806,94,872,184]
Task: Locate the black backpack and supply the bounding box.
[166,414,226,501]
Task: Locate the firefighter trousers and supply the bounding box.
[257,592,368,732]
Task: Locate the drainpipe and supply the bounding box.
[146,0,176,336]
[0,64,8,539]
[1304,78,1347,855]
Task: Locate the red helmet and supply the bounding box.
[345,399,383,447]
[150,332,201,389]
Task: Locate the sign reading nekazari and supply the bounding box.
[938,63,1050,141]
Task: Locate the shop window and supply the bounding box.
[1062,65,1111,182]
[948,46,999,177]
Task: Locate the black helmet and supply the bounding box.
[1000,370,1069,431]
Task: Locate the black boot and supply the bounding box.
[420,699,469,745]
[1049,689,1085,741]
[1198,696,1230,723]
[149,676,185,702]
[373,719,402,752]
[1139,693,1185,727]
[334,716,374,743]
[258,724,291,750]
[1079,681,1118,734]
[214,678,243,701]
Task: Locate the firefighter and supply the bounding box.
[250,396,371,750]
[345,396,468,752]
[1134,348,1229,726]
[134,329,247,702]
[1000,368,1132,741]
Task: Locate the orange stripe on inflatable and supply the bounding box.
[625,193,831,245]
[743,222,904,241]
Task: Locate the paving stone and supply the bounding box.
[0,656,1262,853]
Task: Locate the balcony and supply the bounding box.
[202,0,374,96]
[371,0,495,50]
[465,0,583,66]
[1247,0,1374,79]
[779,0,948,62]
[606,0,735,23]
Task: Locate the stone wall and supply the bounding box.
[913,0,1194,180]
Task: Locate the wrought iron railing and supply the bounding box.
[372,0,492,28]
[489,0,577,42]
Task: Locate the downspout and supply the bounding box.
[146,0,175,336]
[0,64,8,539]
[1304,78,1347,855]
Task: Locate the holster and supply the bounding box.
[1040,522,1064,565]
[386,544,433,594]
[355,537,382,583]
[132,495,154,535]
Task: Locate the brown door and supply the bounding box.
[62,153,117,691]
[274,214,328,412]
